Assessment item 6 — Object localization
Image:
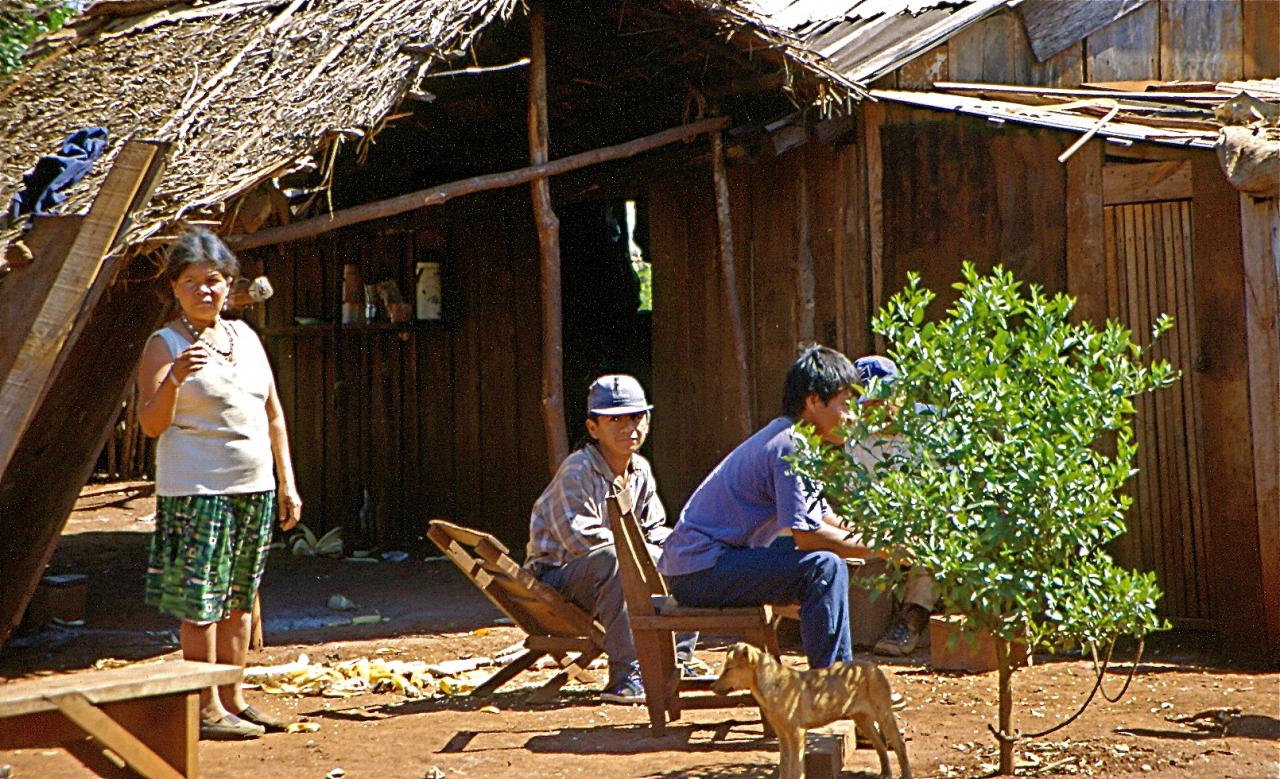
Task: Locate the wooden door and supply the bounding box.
[1102,160,1211,628]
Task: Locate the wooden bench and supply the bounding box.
[0,660,242,779]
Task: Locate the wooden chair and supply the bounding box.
[607,489,787,735]
[427,519,606,703]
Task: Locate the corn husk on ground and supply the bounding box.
[244,643,608,700]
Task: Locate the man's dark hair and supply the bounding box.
[781,344,858,417]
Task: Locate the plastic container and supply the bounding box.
[416,262,442,320]
[342,264,363,324]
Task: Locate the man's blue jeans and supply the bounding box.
[666,537,851,668]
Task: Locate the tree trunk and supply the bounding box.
[996,636,1015,774]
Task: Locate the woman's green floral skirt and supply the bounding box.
[145,492,275,623]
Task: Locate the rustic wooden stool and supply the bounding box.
[0,660,242,778]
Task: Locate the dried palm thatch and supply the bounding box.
[0,0,519,250]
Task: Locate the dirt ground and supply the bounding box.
[1,481,1276,779]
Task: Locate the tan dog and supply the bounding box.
[713,643,911,779]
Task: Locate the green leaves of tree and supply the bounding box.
[790,264,1176,649]
[1,1,75,75]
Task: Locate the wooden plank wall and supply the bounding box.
[1158,0,1243,82]
[877,2,1261,90]
[878,105,1068,315]
[1101,196,1212,626]
[251,197,547,549]
[649,140,871,511]
[0,253,169,648]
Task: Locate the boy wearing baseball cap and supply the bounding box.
[525,375,698,703]
[845,355,937,656]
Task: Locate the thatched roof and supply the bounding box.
[0,0,519,248]
[2,0,1080,254]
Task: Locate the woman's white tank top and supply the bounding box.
[151,319,276,496]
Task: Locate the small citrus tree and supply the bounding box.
[791,264,1176,774]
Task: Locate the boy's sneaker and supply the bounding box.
[874,606,931,657]
[600,673,645,704]
[679,657,715,682]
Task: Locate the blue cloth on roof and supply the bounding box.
[7,127,109,223]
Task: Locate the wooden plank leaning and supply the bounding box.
[0,139,168,480]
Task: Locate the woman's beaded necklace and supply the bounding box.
[178,310,236,363]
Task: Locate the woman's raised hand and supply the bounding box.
[172,341,210,383]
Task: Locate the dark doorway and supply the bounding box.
[559,199,653,450]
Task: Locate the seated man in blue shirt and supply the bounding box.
[525,375,698,703]
[657,345,883,669]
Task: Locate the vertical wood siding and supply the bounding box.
[1102,197,1212,625]
[649,143,870,513]
[883,2,1254,90]
[253,200,546,549]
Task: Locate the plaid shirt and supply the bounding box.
[524,444,669,570]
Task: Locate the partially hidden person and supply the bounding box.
[842,355,937,657]
[137,229,302,740]
[658,345,888,669]
[524,375,701,704]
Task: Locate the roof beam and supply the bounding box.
[225,116,728,251]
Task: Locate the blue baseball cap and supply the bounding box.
[587,374,653,416]
[853,355,898,404]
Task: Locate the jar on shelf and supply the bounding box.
[342,264,363,324]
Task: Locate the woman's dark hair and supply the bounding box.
[781,344,858,417]
[161,228,239,287]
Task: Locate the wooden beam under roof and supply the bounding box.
[226,117,728,251]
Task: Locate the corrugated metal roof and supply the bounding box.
[722,0,1011,87]
[872,89,1222,149]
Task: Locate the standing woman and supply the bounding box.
[136,229,301,740]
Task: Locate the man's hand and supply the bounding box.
[793,523,877,559]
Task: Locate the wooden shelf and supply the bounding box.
[263,321,445,336]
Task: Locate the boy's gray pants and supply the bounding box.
[537,544,698,687]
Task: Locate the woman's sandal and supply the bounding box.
[199,714,264,741]
[235,704,290,732]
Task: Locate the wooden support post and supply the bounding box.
[528,0,568,472]
[795,153,817,343]
[1065,139,1106,325]
[710,129,753,439]
[0,144,170,650]
[0,141,166,480]
[1192,155,1266,661]
[226,117,726,251]
[863,100,886,351]
[1240,193,1280,655]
